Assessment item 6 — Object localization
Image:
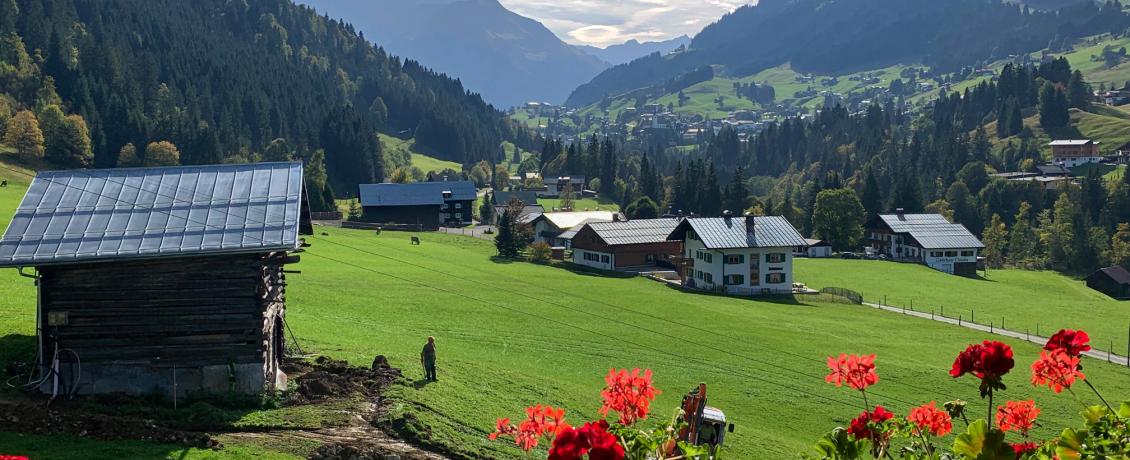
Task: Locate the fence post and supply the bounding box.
[990,322,993,333]
[940,305,943,317]
[959,315,962,326]
[1026,328,1029,341]
[1001,317,1005,330]
[970,310,974,324]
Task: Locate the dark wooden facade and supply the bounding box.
[1086,267,1130,300]
[571,226,682,269]
[360,201,473,229]
[38,252,294,396]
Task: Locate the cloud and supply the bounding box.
[498,0,753,47]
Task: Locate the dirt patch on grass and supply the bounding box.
[0,399,218,448]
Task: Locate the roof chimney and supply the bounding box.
[745,212,756,236]
[896,208,905,217]
[722,210,732,221]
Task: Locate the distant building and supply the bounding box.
[541,176,586,198]
[571,219,682,271]
[0,162,311,396]
[529,211,617,245]
[1086,266,1130,300]
[667,214,807,295]
[796,239,833,258]
[867,212,984,275]
[358,181,476,228]
[1048,140,1102,168]
[493,191,539,207]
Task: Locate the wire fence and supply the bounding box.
[864,294,1130,368]
[795,287,865,305]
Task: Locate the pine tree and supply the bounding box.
[1038,82,1070,129]
[3,110,44,160]
[1067,70,1090,109]
[1009,202,1040,268]
[860,167,882,219]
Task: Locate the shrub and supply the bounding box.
[528,241,552,263]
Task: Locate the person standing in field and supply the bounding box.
[421,336,437,382]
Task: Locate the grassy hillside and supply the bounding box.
[1,153,1129,458]
[796,258,1130,355]
[987,105,1130,158]
[379,133,463,174]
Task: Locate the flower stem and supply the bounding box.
[1066,387,1091,411]
[987,390,994,428]
[1082,378,1116,414]
[861,389,871,412]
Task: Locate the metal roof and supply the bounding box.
[0,162,305,267]
[1093,266,1130,285]
[537,211,616,230]
[877,214,985,249]
[585,218,680,246]
[358,181,476,207]
[670,216,807,249]
[1047,140,1096,146]
[493,191,539,206]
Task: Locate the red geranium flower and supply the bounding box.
[490,405,570,452]
[847,405,894,441]
[907,401,953,437]
[1045,329,1091,357]
[0,457,29,460]
[548,420,625,460]
[951,341,1015,396]
[996,400,1040,435]
[1011,441,1038,458]
[599,368,661,426]
[1031,349,1084,394]
[825,353,879,391]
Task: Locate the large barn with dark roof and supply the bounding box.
[0,162,311,397]
[358,181,475,229]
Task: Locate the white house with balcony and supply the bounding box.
[667,214,807,295]
[867,212,984,275]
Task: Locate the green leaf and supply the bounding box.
[952,419,1014,460]
[1118,401,1130,419]
[1055,427,1085,460]
[815,428,869,460]
[1081,405,1108,424]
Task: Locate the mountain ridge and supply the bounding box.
[575,35,692,66]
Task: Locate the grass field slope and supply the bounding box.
[0,155,1129,458]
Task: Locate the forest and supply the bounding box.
[0,0,535,209]
[567,0,1129,107]
[532,57,1130,276]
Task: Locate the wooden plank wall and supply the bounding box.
[39,253,285,371]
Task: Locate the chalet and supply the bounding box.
[529,211,617,246]
[540,176,586,198]
[1086,266,1130,300]
[667,214,807,296]
[554,218,607,250]
[358,180,476,229]
[1048,140,1102,168]
[571,219,682,271]
[867,212,984,275]
[796,239,833,258]
[0,162,311,396]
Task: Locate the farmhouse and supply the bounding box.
[358,180,476,229]
[0,162,311,396]
[541,176,586,198]
[1048,140,1102,168]
[796,238,833,258]
[571,219,682,271]
[667,214,807,295]
[1086,266,1130,300]
[867,212,984,275]
[529,211,617,245]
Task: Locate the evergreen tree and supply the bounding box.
[3,110,43,159]
[860,167,882,219]
[702,163,722,216]
[1038,82,1070,129]
[1067,70,1090,109]
[1110,223,1130,269]
[1009,202,1040,268]
[722,166,747,214]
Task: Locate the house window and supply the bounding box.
[749,259,760,286]
[695,270,703,280]
[766,253,786,263]
[725,254,745,264]
[944,251,957,257]
[601,255,610,263]
[725,274,745,285]
[454,203,462,209]
[687,229,697,241]
[704,273,714,284]
[931,251,942,257]
[961,250,974,257]
[442,203,450,210]
[441,212,450,219]
[766,273,785,284]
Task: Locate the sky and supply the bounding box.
[497,0,754,48]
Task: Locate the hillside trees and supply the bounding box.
[3,110,43,159]
[494,199,532,258]
[625,197,659,220]
[812,188,865,251]
[1038,82,1070,130]
[143,141,180,167]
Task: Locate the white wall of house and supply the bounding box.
[573,248,613,270]
[1053,155,1103,168]
[683,237,794,295]
[807,246,833,258]
[924,248,979,274]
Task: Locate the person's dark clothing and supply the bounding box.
[421,342,437,381]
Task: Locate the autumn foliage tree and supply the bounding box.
[143,141,180,167]
[3,110,43,160]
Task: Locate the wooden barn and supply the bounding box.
[570,219,682,271]
[0,162,311,397]
[1086,266,1130,300]
[357,180,476,229]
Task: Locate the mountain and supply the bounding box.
[575,36,692,66]
[298,0,609,108]
[3,0,530,197]
[566,0,1129,107]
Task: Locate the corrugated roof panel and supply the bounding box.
[358,181,476,207]
[587,218,681,246]
[0,162,304,267]
[681,216,807,249]
[878,213,984,249]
